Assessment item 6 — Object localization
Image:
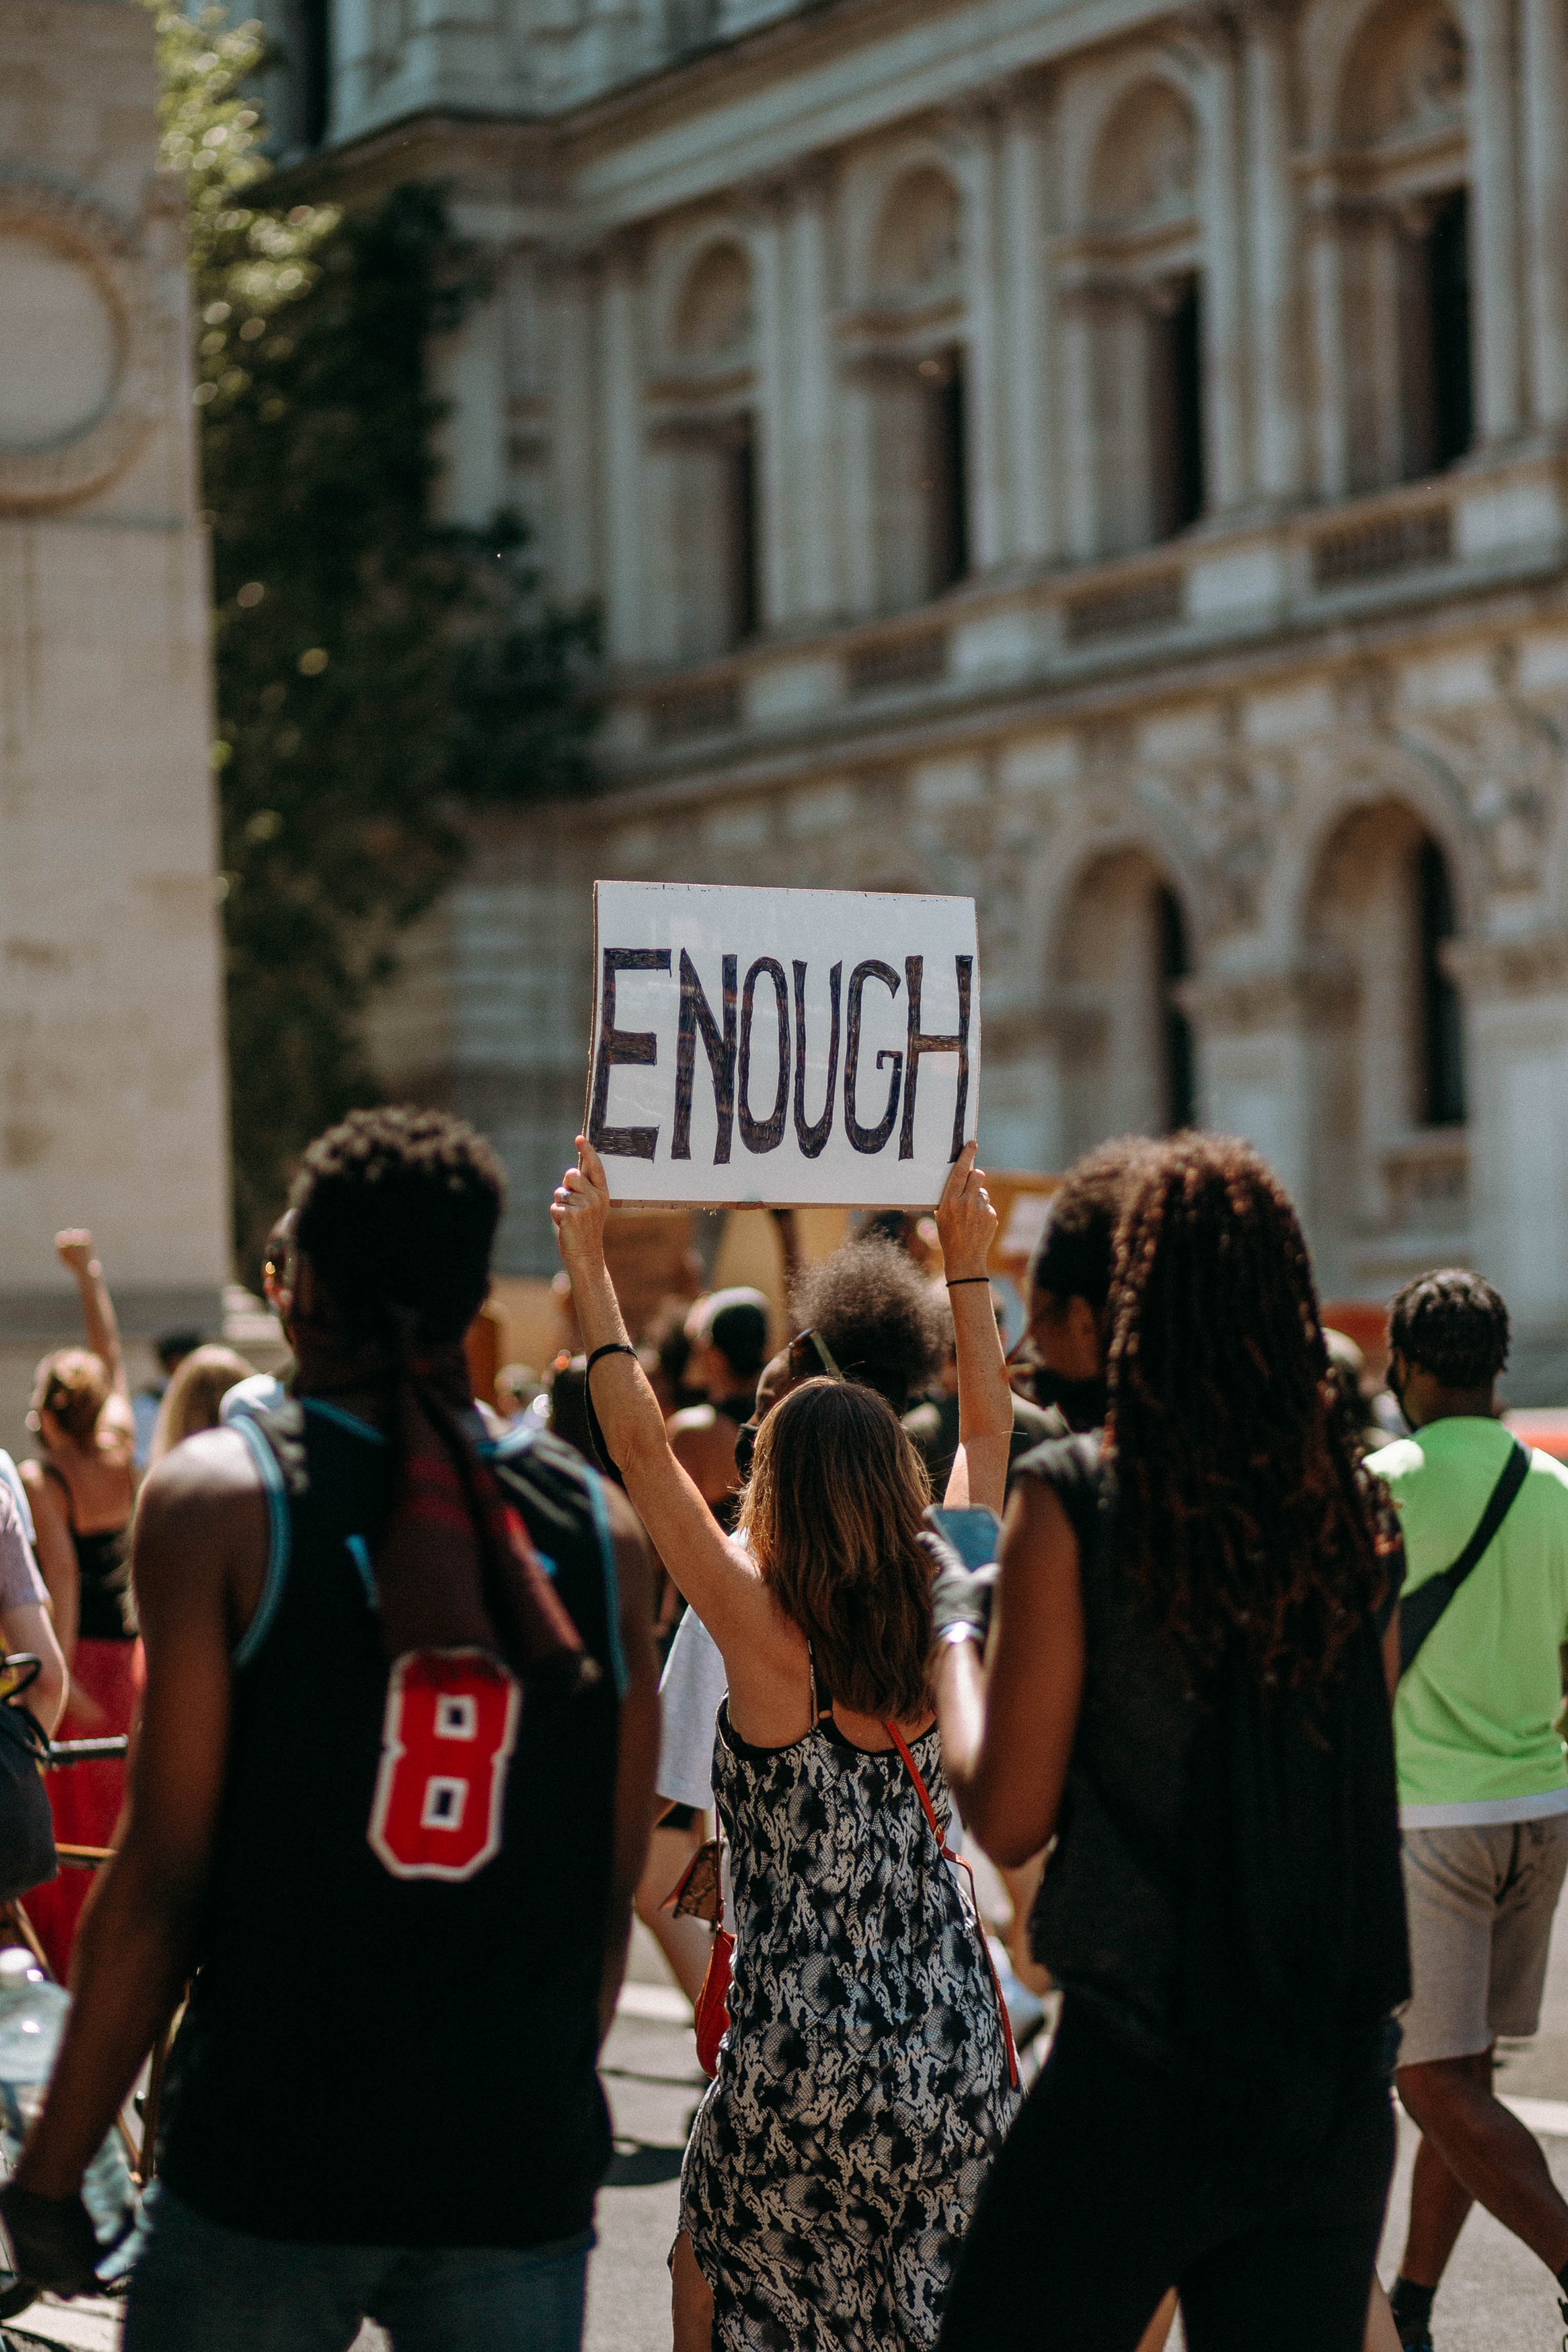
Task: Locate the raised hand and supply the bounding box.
[53,1231,95,1277]
[935,1142,998,1284]
[551,1137,611,1274]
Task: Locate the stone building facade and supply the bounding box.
[0,1,229,1423]
[277,0,1568,1386]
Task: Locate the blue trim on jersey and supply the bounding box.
[303,1398,391,1447]
[231,1416,292,1668]
[344,1535,378,1609]
[584,1469,628,1700]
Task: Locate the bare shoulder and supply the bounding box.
[134,1429,266,1567]
[668,1405,718,1441]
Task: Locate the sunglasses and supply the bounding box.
[786,1328,844,1382]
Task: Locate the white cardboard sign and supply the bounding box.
[586,881,980,1206]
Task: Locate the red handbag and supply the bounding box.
[664,1839,732,2080]
[692,1927,734,2078]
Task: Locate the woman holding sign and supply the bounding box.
[553,1136,1017,2352]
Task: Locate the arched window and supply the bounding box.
[1334,0,1473,489]
[1056,851,1196,1159]
[1080,82,1205,555]
[1305,802,1468,1293]
[862,170,969,612]
[661,243,761,659]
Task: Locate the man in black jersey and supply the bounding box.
[3,1108,660,2352]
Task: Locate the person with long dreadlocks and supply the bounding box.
[930,1131,1409,2352]
[2,1109,660,2352]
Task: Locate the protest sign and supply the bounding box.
[586,881,980,1206]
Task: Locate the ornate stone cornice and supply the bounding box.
[1442,932,1568,998]
[1171,966,1358,1033]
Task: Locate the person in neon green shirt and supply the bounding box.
[1369,1269,1568,2351]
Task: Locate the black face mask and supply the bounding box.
[1030,1366,1107,1431]
[734,1419,759,1482]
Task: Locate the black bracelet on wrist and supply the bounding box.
[585,1342,637,1374]
[944,1276,992,1289]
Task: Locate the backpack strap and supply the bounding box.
[883,1720,1019,2089]
[1399,1437,1531,1679]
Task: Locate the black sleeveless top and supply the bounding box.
[158,1404,625,2246]
[41,1468,132,1642]
[1018,1432,1407,2136]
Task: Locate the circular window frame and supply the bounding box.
[0,183,162,515]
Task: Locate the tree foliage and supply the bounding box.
[145,6,598,1276]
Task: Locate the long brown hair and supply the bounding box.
[1104,1133,1381,1690]
[737,1377,933,1720]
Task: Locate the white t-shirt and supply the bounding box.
[657,1606,729,1811]
[0,1455,35,1551]
[0,1481,48,1613]
[221,1373,287,1425]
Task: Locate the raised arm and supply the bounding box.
[54,1233,126,1401]
[935,1146,1012,1513]
[552,1141,792,1685]
[935,1474,1086,1865]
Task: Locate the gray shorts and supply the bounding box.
[1397,1816,1568,2070]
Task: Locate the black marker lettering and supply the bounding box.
[738,958,789,1154]
[843,959,903,1154]
[791,959,841,1159]
[900,954,973,1162]
[588,947,671,1160]
[673,949,738,1164]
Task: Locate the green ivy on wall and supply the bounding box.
[146,6,598,1279]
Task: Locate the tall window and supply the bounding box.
[670,418,760,659]
[1083,80,1203,555]
[664,242,760,659]
[1150,279,1205,539]
[1158,886,1196,1129]
[924,349,969,593]
[1418,835,1465,1123]
[287,0,331,150]
[1400,188,1473,477]
[1335,0,1469,491]
[726,418,760,646]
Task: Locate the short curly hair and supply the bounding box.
[1030,1136,1159,1312]
[1389,1267,1511,1391]
[789,1237,945,1412]
[291,1106,505,1343]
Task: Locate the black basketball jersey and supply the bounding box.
[157,1403,625,2247]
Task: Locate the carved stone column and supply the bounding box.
[943,97,1009,571]
[543,249,599,605]
[599,232,647,661]
[1468,0,1524,443]
[1304,186,1349,498]
[787,158,841,623]
[1000,80,1057,561]
[738,177,792,629]
[1520,0,1568,426]
[1179,3,1250,512]
[1240,0,1304,501]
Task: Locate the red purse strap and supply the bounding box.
[883,1721,1019,2090]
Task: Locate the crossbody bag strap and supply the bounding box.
[1399,1437,1531,1679]
[883,1720,1019,2090]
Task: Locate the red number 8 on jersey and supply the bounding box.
[368,1648,521,1882]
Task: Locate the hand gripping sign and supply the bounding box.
[586,882,980,1207]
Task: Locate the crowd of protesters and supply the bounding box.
[0,1111,1565,2352]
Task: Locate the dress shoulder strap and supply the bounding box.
[38,1460,75,1531]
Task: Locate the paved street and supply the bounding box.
[10,1905,1568,2351]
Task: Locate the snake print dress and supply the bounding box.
[680,1698,1017,2351]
